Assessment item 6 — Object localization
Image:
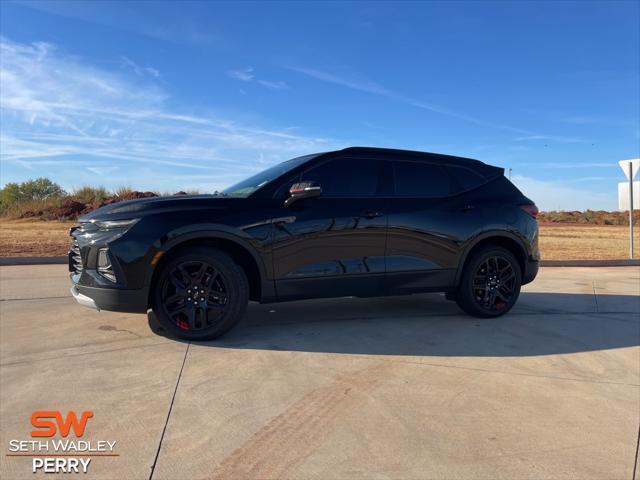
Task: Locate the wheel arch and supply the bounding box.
[147,231,272,306]
[455,231,528,286]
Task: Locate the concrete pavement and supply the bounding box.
[0,265,638,479]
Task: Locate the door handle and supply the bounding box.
[459,205,475,212]
[361,210,383,219]
[272,216,296,225]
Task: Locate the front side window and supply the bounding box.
[300,158,381,197]
[393,161,450,197]
[222,154,318,197]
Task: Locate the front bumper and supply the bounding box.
[70,285,99,310]
[70,282,149,313]
[69,221,151,313]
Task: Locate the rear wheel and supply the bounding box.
[152,248,248,340]
[455,246,522,318]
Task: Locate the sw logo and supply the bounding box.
[31,410,94,438]
[8,410,117,474]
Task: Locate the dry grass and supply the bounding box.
[539,223,638,260]
[0,197,63,219]
[0,219,76,257]
[0,219,638,260]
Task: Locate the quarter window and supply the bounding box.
[393,161,450,196]
[445,165,486,192]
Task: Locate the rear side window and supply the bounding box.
[393,161,450,196]
[301,158,381,197]
[445,165,487,192]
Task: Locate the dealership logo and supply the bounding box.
[6,410,117,474]
[31,411,94,438]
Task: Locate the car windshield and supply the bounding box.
[222,154,318,197]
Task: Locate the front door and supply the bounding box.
[272,157,387,300]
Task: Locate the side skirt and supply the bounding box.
[384,269,456,296]
[270,269,456,303]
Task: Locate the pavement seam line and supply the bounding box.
[149,341,190,480]
[634,415,640,480]
[0,295,71,302]
[0,340,174,367]
[592,281,599,313]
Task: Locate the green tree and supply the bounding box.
[0,178,66,213]
[19,178,66,200]
[0,182,23,211]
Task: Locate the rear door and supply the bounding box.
[271,157,388,300]
[385,160,487,293]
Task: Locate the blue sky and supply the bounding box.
[0,0,638,210]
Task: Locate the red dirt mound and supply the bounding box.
[19,191,160,220]
[95,191,157,208]
[538,210,638,226]
[45,199,86,219]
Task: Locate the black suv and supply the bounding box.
[70,147,539,340]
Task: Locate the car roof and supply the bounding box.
[320,146,502,177]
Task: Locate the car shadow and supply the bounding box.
[148,291,639,357]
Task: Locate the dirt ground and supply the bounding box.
[0,219,638,260]
[539,222,639,260]
[0,219,76,257]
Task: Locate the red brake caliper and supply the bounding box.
[175,314,189,330]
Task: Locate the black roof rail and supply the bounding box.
[329,146,503,178]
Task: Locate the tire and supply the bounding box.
[151,247,249,341]
[455,246,522,318]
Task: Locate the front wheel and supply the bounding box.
[151,247,248,340]
[455,246,522,318]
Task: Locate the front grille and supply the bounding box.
[70,239,83,274]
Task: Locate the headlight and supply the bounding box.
[91,218,139,231]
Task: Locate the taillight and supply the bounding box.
[519,203,539,219]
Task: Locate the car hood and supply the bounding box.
[79,195,244,222]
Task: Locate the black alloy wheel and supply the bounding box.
[455,246,522,318]
[152,248,248,340]
[472,255,517,311]
[160,260,228,331]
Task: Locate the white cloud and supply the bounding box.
[518,162,615,169]
[286,66,389,96]
[228,67,289,91]
[121,56,162,79]
[16,1,219,47]
[285,65,534,135]
[0,38,340,191]
[86,165,119,175]
[564,176,613,183]
[227,67,255,82]
[286,64,604,146]
[257,79,289,90]
[227,67,289,91]
[510,175,616,211]
[514,135,584,144]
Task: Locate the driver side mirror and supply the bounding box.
[284,181,321,207]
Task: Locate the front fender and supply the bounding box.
[142,223,274,301]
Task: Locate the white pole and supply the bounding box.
[630,162,634,259]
